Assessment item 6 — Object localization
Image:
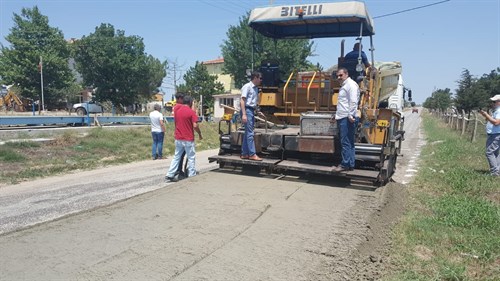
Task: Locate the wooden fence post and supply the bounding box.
[461,109,466,136]
[472,111,478,142]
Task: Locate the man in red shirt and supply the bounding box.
[165,96,203,182]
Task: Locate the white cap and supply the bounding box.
[490,94,500,101]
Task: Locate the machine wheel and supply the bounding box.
[76,107,87,116]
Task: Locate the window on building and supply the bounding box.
[221,98,233,106]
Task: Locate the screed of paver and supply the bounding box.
[0,172,360,280]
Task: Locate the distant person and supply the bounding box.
[240,71,262,161]
[344,42,370,68]
[332,67,360,172]
[165,95,203,182]
[479,94,500,176]
[149,104,165,160]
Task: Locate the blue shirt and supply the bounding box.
[344,50,369,66]
[486,106,500,134]
[241,81,259,108]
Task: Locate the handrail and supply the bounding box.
[283,71,295,104]
[306,71,317,102]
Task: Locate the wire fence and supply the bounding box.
[430,109,488,142]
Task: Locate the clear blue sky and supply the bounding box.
[1,0,499,104]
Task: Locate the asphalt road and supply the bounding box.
[0,109,423,280]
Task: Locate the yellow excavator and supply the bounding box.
[0,85,25,111]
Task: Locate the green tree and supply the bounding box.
[454,69,478,112]
[177,61,224,109]
[0,6,74,107]
[73,24,165,106]
[221,13,314,88]
[423,88,452,111]
[474,68,500,110]
[139,55,167,102]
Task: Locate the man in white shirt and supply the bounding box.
[332,67,360,172]
[150,104,166,160]
[240,71,263,161]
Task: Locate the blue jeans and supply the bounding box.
[486,134,500,175]
[167,140,197,178]
[151,132,164,158]
[241,108,256,156]
[338,117,355,168]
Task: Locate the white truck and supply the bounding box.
[388,74,405,113]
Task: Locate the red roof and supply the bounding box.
[203,57,224,65]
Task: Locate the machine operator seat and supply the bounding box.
[259,59,281,88]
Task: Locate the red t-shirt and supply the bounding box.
[173,103,183,116]
[174,105,199,141]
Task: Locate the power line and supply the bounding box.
[373,0,450,19]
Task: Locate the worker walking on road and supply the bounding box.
[240,71,263,161]
[479,94,500,176]
[332,67,360,172]
[149,104,165,160]
[165,96,203,182]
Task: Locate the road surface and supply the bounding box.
[0,109,423,280]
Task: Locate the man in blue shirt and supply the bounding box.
[344,43,370,68]
[240,71,263,161]
[479,94,500,176]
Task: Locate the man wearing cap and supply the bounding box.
[479,94,500,176]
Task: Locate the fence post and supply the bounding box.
[472,111,478,142]
[461,109,466,135]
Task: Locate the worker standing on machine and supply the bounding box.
[240,71,263,161]
[332,67,360,172]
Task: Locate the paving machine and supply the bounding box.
[209,1,405,186]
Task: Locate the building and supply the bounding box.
[202,57,240,121]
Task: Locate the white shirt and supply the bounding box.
[335,77,360,120]
[149,110,163,132]
[241,81,259,108]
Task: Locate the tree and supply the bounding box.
[423,88,452,111]
[474,68,500,110]
[73,24,165,106]
[454,69,478,112]
[221,13,314,88]
[139,55,167,101]
[0,6,74,107]
[177,61,224,109]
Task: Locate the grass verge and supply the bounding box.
[384,114,499,280]
[0,122,220,185]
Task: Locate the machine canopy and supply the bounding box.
[248,1,375,39]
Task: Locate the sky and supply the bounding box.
[1,0,499,104]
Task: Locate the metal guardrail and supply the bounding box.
[0,116,193,126]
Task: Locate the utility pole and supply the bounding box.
[39,56,45,112]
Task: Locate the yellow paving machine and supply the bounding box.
[209,1,406,186]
